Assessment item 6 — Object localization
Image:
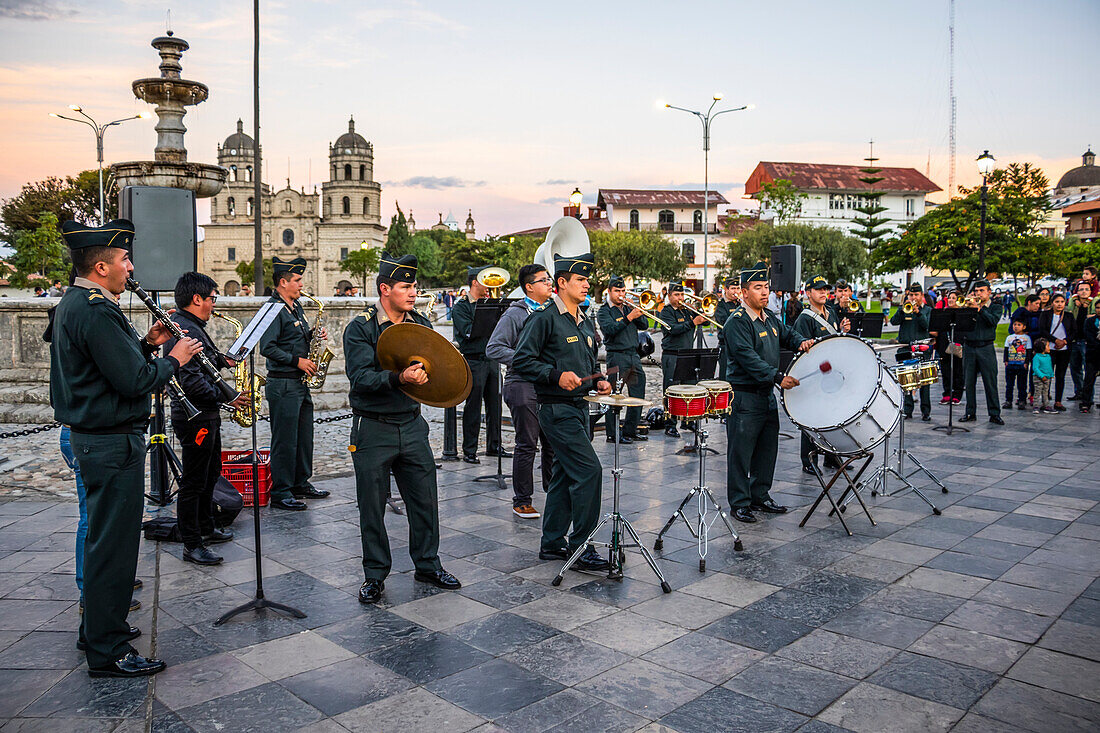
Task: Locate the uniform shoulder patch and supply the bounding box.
[86,292,108,305]
[359,306,376,321]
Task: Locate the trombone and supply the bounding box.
[682,291,723,328]
[623,290,671,328]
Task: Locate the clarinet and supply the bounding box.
[126,277,243,404]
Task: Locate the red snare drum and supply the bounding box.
[665,385,709,420]
[698,380,732,415]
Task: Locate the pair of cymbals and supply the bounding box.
[377,323,472,408]
[584,394,651,408]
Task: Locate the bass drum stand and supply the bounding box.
[859,397,948,515]
[655,416,741,571]
[552,400,671,593]
[801,449,876,536]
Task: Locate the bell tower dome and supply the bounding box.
[321,116,381,223]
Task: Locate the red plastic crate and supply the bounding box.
[221,449,272,507]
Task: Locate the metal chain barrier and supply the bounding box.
[252,412,352,424]
[0,423,62,440]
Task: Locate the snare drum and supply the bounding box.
[665,385,709,420]
[918,360,939,387]
[891,363,922,392]
[698,380,732,415]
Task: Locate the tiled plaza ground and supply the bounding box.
[1,395,1098,732]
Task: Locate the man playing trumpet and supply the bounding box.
[890,283,933,421]
[597,275,648,444]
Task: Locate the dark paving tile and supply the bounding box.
[884,526,964,550]
[176,681,322,732]
[449,612,558,656]
[468,545,544,573]
[744,588,855,627]
[788,570,886,605]
[492,689,599,733]
[365,631,491,684]
[1039,619,1100,661]
[951,537,1035,562]
[150,710,197,732]
[314,608,432,655]
[823,605,935,649]
[661,686,807,733]
[426,658,563,719]
[910,516,988,536]
[795,721,852,733]
[700,609,813,653]
[0,599,73,631]
[944,600,1054,643]
[0,630,83,670]
[860,585,964,622]
[973,678,1100,733]
[155,625,223,667]
[957,495,1022,512]
[868,650,998,709]
[458,575,550,610]
[994,513,1070,534]
[567,576,666,609]
[20,668,148,718]
[279,657,413,716]
[924,550,1015,579]
[0,668,67,717]
[1061,595,1100,628]
[542,700,649,733]
[724,656,856,716]
[505,632,629,686]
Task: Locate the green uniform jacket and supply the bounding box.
[966,301,1004,342]
[659,304,697,351]
[889,305,932,343]
[723,306,805,388]
[343,305,434,418]
[260,294,312,377]
[792,305,841,341]
[597,302,645,353]
[451,296,490,358]
[513,295,599,401]
[714,299,738,329]
[50,285,177,432]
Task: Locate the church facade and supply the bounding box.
[200,117,387,295]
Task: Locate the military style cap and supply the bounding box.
[741,262,768,285]
[723,276,739,287]
[834,278,850,290]
[60,219,134,252]
[667,282,685,293]
[970,278,991,291]
[380,252,418,283]
[272,256,307,277]
[466,265,489,283]
[607,274,625,288]
[808,275,830,290]
[907,282,924,293]
[553,252,594,277]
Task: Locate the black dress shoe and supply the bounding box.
[414,569,462,589]
[487,449,513,458]
[132,579,143,591]
[733,507,757,523]
[608,435,633,444]
[183,546,223,565]
[539,547,569,561]
[78,626,140,651]
[958,415,977,423]
[88,651,166,678]
[202,528,234,544]
[802,465,817,475]
[358,579,384,604]
[271,498,308,511]
[463,455,481,464]
[664,427,680,438]
[751,499,788,514]
[989,416,1005,425]
[292,486,330,499]
[573,546,610,572]
[625,433,648,442]
[922,415,932,422]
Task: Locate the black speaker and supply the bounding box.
[770,244,801,292]
[119,186,197,292]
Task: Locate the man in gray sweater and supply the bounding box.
[486,264,556,518]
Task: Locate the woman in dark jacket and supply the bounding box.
[1038,293,1077,409]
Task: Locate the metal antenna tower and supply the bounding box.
[948,0,956,197]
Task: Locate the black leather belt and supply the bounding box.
[354,410,419,424]
[729,383,772,395]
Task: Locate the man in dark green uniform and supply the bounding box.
[959,278,1005,425]
[513,253,612,572]
[791,275,849,473]
[659,283,706,437]
[714,276,740,380]
[890,283,933,421]
[597,274,648,444]
[260,256,330,510]
[724,262,814,523]
[831,279,862,319]
[343,253,461,604]
[51,219,201,677]
[452,265,506,463]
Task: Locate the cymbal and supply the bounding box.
[377,323,472,408]
[584,393,651,408]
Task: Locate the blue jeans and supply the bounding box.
[59,425,88,596]
[1070,340,1087,395]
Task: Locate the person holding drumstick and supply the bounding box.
[890,283,933,421]
[723,262,813,523]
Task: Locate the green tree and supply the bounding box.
[758,179,808,225]
[385,207,413,256]
[235,258,273,291]
[0,170,116,248]
[588,230,684,287]
[69,169,119,224]
[725,222,869,285]
[408,234,445,286]
[1058,237,1100,279]
[339,248,381,292]
[8,212,68,288]
[850,152,891,302]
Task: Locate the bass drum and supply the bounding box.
[780,334,901,455]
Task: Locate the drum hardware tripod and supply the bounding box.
[473,363,508,491]
[856,398,948,515]
[677,419,718,456]
[932,319,970,435]
[655,415,742,571]
[800,449,876,537]
[553,398,672,593]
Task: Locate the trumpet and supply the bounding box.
[623,290,671,328]
[476,266,511,299]
[681,292,723,328]
[902,302,916,314]
[844,300,861,312]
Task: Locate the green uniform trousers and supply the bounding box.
[266,377,314,501]
[718,343,728,380]
[726,391,780,509]
[661,354,677,390]
[963,344,1001,418]
[70,431,144,669]
[351,414,442,581]
[903,384,932,418]
[538,402,603,554]
[606,350,645,439]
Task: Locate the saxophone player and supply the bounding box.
[260,256,331,510]
[165,273,251,564]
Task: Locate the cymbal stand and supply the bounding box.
[552,404,672,593]
[654,415,742,571]
[858,392,948,515]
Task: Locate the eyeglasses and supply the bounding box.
[205,294,218,303]
[530,277,552,285]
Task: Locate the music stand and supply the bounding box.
[470,298,516,491]
[929,307,977,435]
[668,348,720,455]
[215,301,305,625]
[847,312,885,339]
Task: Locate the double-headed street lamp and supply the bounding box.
[49,106,150,224]
[660,95,752,294]
[976,150,996,278]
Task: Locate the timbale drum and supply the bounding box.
[665,385,709,420]
[697,379,732,415]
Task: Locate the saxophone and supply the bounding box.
[301,292,335,389]
[213,311,265,427]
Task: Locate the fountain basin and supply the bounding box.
[111,160,228,198]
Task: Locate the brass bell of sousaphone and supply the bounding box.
[376,323,473,408]
[506,216,592,297]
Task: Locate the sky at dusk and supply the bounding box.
[1,0,1097,236]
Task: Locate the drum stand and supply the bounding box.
[552,405,672,593]
[654,417,742,571]
[676,421,718,456]
[860,403,948,515]
[800,450,876,537]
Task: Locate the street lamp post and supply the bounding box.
[569,187,583,219]
[976,150,995,278]
[49,106,149,224]
[661,95,752,294]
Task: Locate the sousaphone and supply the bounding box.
[376,323,473,408]
[507,216,592,297]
